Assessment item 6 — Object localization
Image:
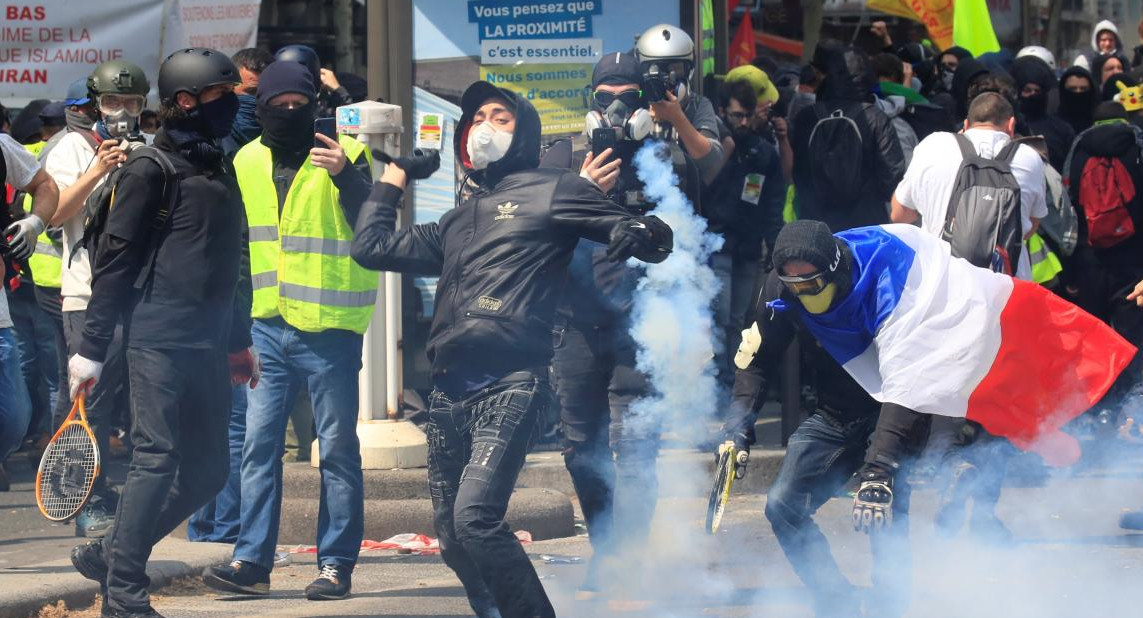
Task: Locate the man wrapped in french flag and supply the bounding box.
[761,220,1136,467]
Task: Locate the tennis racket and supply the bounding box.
[36,392,100,521]
[705,442,738,534]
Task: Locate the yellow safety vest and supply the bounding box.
[1026,232,1063,286]
[234,135,377,334]
[22,141,62,289]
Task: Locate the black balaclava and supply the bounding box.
[772,220,855,303]
[256,60,318,158]
[1011,56,1055,119]
[1058,66,1098,132]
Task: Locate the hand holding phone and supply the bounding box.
[314,117,337,149]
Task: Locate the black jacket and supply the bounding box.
[703,127,786,260]
[727,269,927,467]
[793,41,905,232]
[1012,56,1076,173]
[351,89,672,395]
[80,129,252,361]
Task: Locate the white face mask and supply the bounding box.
[466,121,514,170]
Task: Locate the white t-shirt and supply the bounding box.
[44,131,106,312]
[894,128,1049,281]
[1,133,42,328]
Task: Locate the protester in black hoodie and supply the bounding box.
[950,57,991,121]
[1058,66,1098,134]
[1065,101,1143,406]
[350,81,672,618]
[791,40,905,232]
[1011,55,1075,173]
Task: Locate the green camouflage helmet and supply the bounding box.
[87,60,150,97]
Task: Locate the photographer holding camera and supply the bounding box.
[636,24,725,187]
[44,59,151,538]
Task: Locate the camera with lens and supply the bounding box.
[642,62,685,103]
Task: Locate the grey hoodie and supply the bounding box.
[1073,19,1123,70]
[874,94,918,165]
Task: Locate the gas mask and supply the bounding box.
[583,92,653,141]
[98,93,145,139]
[466,121,513,170]
[939,67,955,92]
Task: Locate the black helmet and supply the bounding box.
[158,47,240,101]
[274,44,321,89]
[88,60,150,97]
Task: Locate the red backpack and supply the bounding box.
[1078,156,1136,248]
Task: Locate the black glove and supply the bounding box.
[852,464,894,534]
[606,216,672,262]
[373,148,441,180]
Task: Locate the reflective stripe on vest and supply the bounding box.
[235,135,377,334]
[1027,232,1063,285]
[22,191,62,289]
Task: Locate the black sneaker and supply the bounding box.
[71,540,109,582]
[202,560,270,595]
[75,494,117,538]
[304,563,351,600]
[102,606,164,618]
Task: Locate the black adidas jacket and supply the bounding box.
[351,87,672,395]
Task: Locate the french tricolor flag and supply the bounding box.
[777,224,1136,466]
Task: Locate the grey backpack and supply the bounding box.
[942,133,1023,274]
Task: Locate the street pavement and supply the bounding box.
[7,441,1143,618]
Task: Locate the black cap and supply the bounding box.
[592,51,642,88]
[257,60,317,106]
[772,220,842,275]
[460,80,516,117]
[39,101,66,126]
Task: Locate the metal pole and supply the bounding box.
[367,0,387,102]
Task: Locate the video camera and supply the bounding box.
[105,119,147,145]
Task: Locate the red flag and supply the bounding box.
[728,10,754,70]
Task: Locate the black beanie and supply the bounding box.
[592,51,642,88]
[256,60,316,106]
[773,220,842,274]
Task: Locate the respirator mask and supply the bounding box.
[583,88,653,141]
[98,93,146,140]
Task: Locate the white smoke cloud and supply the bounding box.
[627,140,725,440]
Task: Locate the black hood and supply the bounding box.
[941,46,973,62]
[453,81,541,189]
[1011,56,1055,91]
[1092,53,1130,88]
[951,58,990,118]
[812,40,873,103]
[1078,121,1138,158]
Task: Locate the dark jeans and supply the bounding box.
[551,321,656,554]
[928,417,1012,512]
[426,372,554,618]
[186,386,248,543]
[64,310,128,493]
[33,286,70,432]
[8,284,58,440]
[103,347,230,612]
[765,411,912,617]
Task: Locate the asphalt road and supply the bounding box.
[31,464,1143,618]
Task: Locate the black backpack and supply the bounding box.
[901,102,956,142]
[73,146,180,290]
[942,133,1024,274]
[807,103,865,207]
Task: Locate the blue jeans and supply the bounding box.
[187,386,248,543]
[8,285,58,440]
[0,327,32,460]
[233,318,364,571]
[765,412,912,617]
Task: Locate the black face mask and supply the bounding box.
[1059,88,1094,117]
[1020,92,1048,118]
[187,92,239,139]
[257,101,316,153]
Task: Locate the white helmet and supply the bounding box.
[635,24,695,102]
[1016,46,1057,71]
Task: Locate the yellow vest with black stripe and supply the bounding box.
[1026,232,1063,286]
[235,135,377,334]
[22,142,62,289]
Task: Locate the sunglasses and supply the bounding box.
[592,89,643,108]
[777,271,828,296]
